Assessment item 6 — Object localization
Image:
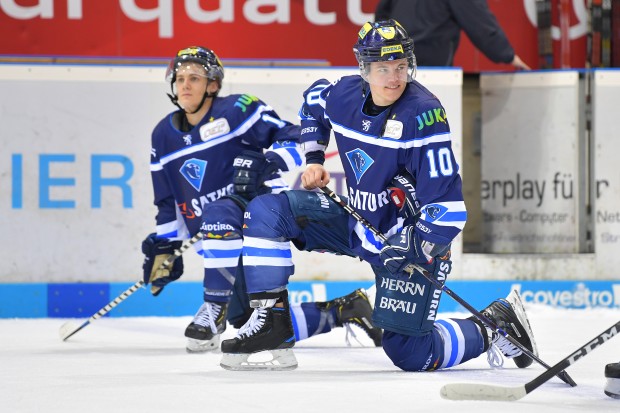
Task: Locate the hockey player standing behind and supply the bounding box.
[220,21,538,371]
[141,46,383,354]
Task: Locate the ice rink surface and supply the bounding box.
[2,305,619,413]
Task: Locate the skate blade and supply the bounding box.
[505,290,539,356]
[186,336,220,353]
[220,349,298,371]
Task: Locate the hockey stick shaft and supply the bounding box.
[60,231,204,341]
[524,320,619,394]
[319,186,575,386]
[59,280,146,341]
[441,320,620,401]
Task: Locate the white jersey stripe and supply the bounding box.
[243,236,291,250]
[150,104,275,171]
[243,256,293,267]
[331,120,452,150]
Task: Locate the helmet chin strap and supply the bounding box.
[167,79,218,114]
[361,80,369,99]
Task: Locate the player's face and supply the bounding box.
[174,63,216,111]
[366,59,409,106]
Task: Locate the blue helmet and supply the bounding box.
[165,46,224,88]
[353,19,416,81]
[165,46,225,112]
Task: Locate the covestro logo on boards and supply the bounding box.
[512,282,620,309]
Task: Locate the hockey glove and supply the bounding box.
[232,150,280,200]
[141,233,184,296]
[379,226,449,276]
[388,171,420,221]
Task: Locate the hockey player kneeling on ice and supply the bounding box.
[220,20,538,372]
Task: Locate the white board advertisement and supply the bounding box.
[593,69,620,278]
[480,71,584,253]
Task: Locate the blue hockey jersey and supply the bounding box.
[150,94,302,239]
[299,75,466,264]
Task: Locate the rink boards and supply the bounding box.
[1,280,618,318]
[1,65,620,320]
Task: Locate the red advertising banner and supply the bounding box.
[0,0,588,72]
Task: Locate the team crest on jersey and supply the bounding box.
[345,149,374,184]
[383,119,403,139]
[200,118,230,142]
[180,158,207,191]
[423,204,448,222]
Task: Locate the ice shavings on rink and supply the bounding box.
[1,305,619,413]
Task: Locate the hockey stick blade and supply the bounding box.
[59,280,145,341]
[59,320,91,341]
[319,186,575,387]
[440,320,620,401]
[59,232,204,341]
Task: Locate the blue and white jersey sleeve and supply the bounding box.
[264,140,304,194]
[298,79,335,156]
[265,140,304,172]
[231,96,296,149]
[233,96,303,173]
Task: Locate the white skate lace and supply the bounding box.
[237,307,267,338]
[343,324,364,347]
[193,302,221,334]
[487,334,522,367]
[486,343,504,368]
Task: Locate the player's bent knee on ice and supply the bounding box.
[243,193,294,239]
[382,331,440,371]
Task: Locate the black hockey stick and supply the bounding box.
[441,320,620,401]
[319,186,576,387]
[59,231,205,341]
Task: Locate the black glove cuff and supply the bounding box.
[305,150,325,165]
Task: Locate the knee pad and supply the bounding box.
[243,193,297,239]
[382,330,438,371]
[243,194,297,293]
[371,258,452,336]
[201,199,244,300]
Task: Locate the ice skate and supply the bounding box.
[220,290,297,371]
[184,301,227,353]
[605,362,620,399]
[479,289,538,368]
[317,288,382,346]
